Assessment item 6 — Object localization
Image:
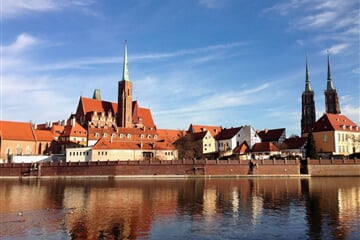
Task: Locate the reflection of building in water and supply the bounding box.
[232,187,239,214]
[251,195,263,225]
[306,178,360,239]
[203,188,217,218]
[338,187,360,231]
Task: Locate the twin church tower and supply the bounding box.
[301,54,341,135]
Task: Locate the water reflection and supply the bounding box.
[0,177,359,239]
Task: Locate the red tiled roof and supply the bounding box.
[80,97,117,115]
[60,121,87,137]
[312,113,360,133]
[34,130,56,141]
[88,126,158,141]
[156,129,186,143]
[282,137,307,149]
[215,127,242,140]
[0,120,35,141]
[233,141,250,154]
[188,124,221,137]
[252,142,280,152]
[257,128,285,142]
[79,97,156,129]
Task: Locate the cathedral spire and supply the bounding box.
[122,41,130,81]
[305,55,312,91]
[326,52,334,90]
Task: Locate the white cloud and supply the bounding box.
[320,43,349,55]
[1,0,95,18]
[1,33,41,54]
[342,104,360,125]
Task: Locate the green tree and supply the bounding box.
[305,132,318,159]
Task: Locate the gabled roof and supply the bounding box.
[215,127,242,140]
[282,137,307,149]
[80,97,117,115]
[191,131,207,141]
[34,130,56,141]
[78,97,156,129]
[60,121,87,138]
[188,124,221,137]
[257,128,285,142]
[252,142,280,152]
[0,120,35,141]
[233,141,250,154]
[312,113,360,133]
[156,129,186,143]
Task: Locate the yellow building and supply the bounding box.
[312,113,360,157]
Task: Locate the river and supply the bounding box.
[0,177,359,239]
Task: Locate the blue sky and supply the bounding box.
[1,0,359,136]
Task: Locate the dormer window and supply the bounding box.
[95,133,99,138]
[103,133,107,137]
[119,134,123,138]
[127,134,131,139]
[147,134,151,139]
[140,134,144,139]
[154,135,158,139]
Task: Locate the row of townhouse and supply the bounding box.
[182,124,308,160]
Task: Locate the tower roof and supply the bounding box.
[122,41,130,81]
[327,53,335,90]
[305,56,312,91]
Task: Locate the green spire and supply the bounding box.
[327,52,334,90]
[305,55,312,91]
[122,41,130,81]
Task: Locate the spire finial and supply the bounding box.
[327,51,334,90]
[122,40,130,81]
[305,54,312,91]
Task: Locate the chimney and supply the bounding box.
[71,117,76,127]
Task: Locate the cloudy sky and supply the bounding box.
[1,0,359,136]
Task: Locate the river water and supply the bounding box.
[0,177,359,240]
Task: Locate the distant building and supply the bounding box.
[257,128,286,144]
[301,56,316,135]
[311,113,360,157]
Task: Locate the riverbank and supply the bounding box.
[0,158,359,177]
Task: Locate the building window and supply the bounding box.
[127,134,131,139]
[323,134,327,142]
[119,134,123,138]
[140,134,144,139]
[95,133,99,138]
[154,135,158,139]
[103,133,107,137]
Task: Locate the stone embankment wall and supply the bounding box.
[0,159,300,177]
[307,159,360,176]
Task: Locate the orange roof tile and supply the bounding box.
[78,97,156,129]
[34,130,56,141]
[233,141,250,153]
[188,124,222,137]
[312,113,360,133]
[60,121,87,137]
[157,129,186,143]
[252,142,280,152]
[0,120,35,141]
